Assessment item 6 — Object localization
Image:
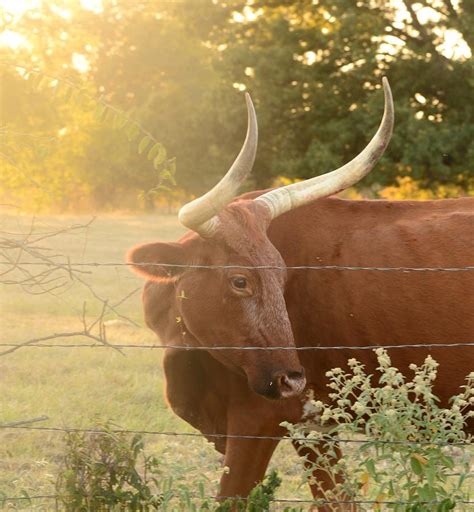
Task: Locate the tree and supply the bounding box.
[1,0,472,212]
[184,0,473,190]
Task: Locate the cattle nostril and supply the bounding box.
[277,374,291,390]
[287,369,305,380]
[270,368,306,398]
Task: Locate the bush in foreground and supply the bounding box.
[285,350,474,511]
[55,421,288,511]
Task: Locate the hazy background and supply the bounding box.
[1,0,473,212]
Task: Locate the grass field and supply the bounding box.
[0,213,310,510]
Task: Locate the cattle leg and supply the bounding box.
[293,441,353,512]
[218,436,280,502]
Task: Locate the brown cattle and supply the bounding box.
[128,78,474,501]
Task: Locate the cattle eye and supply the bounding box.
[231,275,248,290]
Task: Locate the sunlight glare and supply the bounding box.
[80,0,103,13]
[438,29,472,60]
[0,29,27,49]
[0,0,39,16]
[72,53,90,73]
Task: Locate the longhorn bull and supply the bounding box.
[128,78,474,501]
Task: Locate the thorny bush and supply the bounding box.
[285,350,474,511]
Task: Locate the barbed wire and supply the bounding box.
[2,212,473,506]
[1,260,474,272]
[2,424,472,447]
[2,340,474,357]
[1,424,472,507]
[1,492,474,506]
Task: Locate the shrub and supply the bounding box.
[56,421,163,511]
[55,421,290,511]
[215,470,283,512]
[285,350,473,511]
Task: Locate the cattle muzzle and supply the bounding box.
[257,368,306,400]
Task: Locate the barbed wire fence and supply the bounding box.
[1,189,474,508]
[1,254,474,507]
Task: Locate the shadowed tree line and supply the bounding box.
[0,0,473,211]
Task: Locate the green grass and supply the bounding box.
[0,213,310,509]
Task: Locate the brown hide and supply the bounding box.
[267,195,474,413]
[130,194,474,497]
[162,348,229,454]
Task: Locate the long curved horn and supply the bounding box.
[255,77,394,219]
[178,93,258,237]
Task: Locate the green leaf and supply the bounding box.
[147,142,163,161]
[138,136,151,155]
[198,481,205,499]
[437,498,456,512]
[365,459,377,479]
[440,455,454,470]
[152,145,167,168]
[160,169,177,186]
[425,484,437,501]
[425,463,436,487]
[410,456,424,476]
[166,157,176,175]
[115,114,129,130]
[126,123,140,142]
[111,111,129,130]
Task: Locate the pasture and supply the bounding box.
[0,212,310,509]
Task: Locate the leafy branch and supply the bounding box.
[0,61,176,192]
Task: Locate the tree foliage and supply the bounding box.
[1,0,472,211]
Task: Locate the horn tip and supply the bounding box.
[381,76,394,117]
[382,76,392,99]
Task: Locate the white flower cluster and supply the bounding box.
[286,350,473,507]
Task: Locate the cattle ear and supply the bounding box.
[127,241,188,280]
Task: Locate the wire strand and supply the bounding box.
[2,425,471,447]
[2,341,474,351]
[2,260,474,272]
[2,493,474,506]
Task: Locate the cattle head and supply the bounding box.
[128,79,394,400]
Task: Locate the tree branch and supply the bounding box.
[401,0,452,67]
[444,0,458,19]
